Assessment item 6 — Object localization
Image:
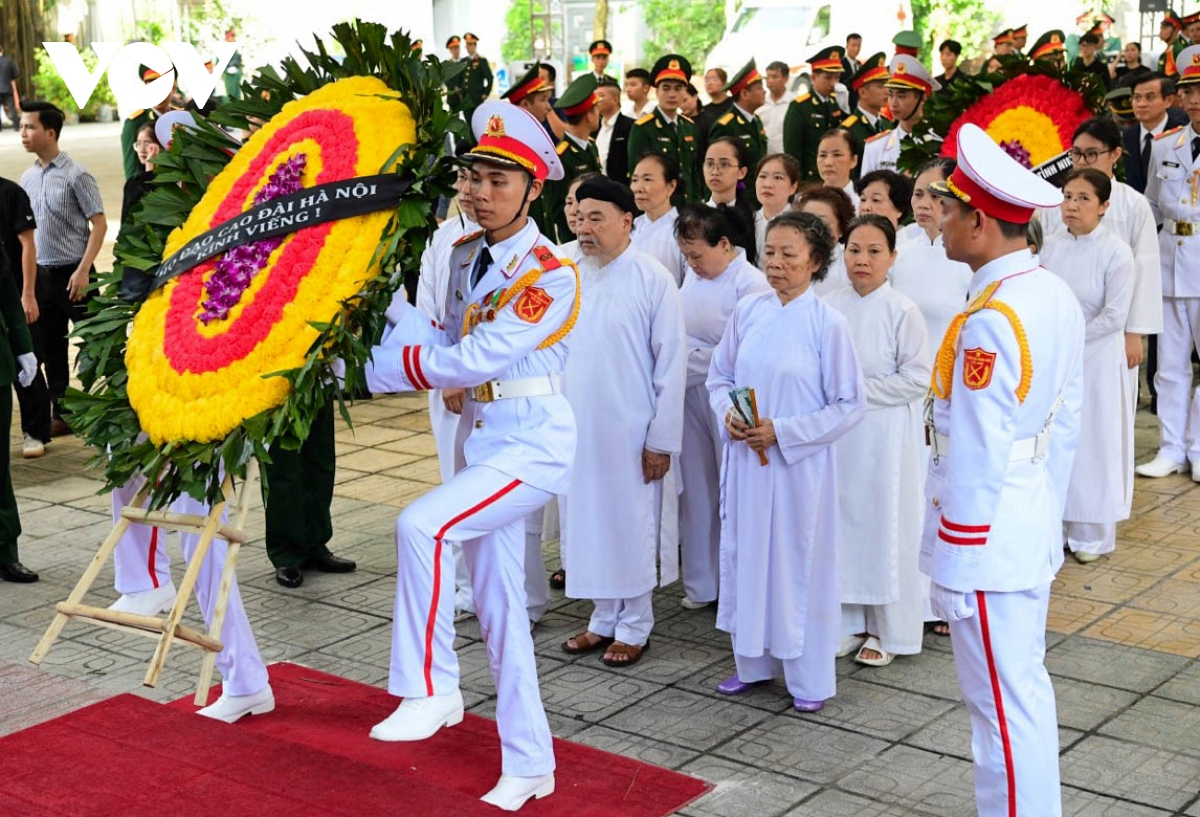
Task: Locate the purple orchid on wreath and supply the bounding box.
[198,153,308,324]
[998,140,1032,170]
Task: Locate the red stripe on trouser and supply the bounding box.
[147,527,160,589]
[976,591,1017,817]
[423,478,524,695]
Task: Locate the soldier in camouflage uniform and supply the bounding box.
[783,46,847,183]
[543,74,603,243]
[627,54,702,205]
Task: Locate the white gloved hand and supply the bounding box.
[330,358,346,389]
[16,353,37,388]
[929,582,975,622]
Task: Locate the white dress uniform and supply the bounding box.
[707,288,866,701]
[1144,117,1200,467]
[632,208,687,286]
[827,282,931,656]
[678,251,769,604]
[559,245,687,646]
[362,101,579,789]
[923,124,1084,817]
[108,476,269,697]
[415,213,478,614]
[861,125,908,176]
[890,232,973,351]
[1041,225,1136,555]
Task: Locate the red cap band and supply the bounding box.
[946,166,1034,224]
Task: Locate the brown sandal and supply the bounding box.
[601,640,648,667]
[561,631,614,655]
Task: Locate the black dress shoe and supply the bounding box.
[0,561,39,583]
[302,552,357,573]
[275,565,304,588]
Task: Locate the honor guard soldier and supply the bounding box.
[1159,11,1187,78]
[1028,30,1067,72]
[121,65,177,179]
[840,52,893,179]
[588,39,613,82]
[861,55,940,176]
[708,60,768,176]
[503,64,557,238]
[460,33,494,123]
[783,46,846,183]
[627,54,702,206]
[892,30,922,58]
[992,28,1016,57]
[543,73,602,243]
[363,99,579,812]
[1138,45,1200,479]
[1011,24,1029,55]
[924,123,1084,817]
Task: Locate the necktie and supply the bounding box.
[1193,136,1200,163]
[1142,132,1153,180]
[471,246,492,288]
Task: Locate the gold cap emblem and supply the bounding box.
[1193,52,1200,65]
[831,50,840,60]
[668,58,680,70]
[1051,33,1061,43]
[486,114,506,137]
[895,62,908,74]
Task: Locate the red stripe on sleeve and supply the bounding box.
[938,529,988,546]
[941,518,991,533]
[411,345,433,390]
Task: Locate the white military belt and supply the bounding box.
[471,374,562,403]
[930,429,1048,462]
[1166,219,1198,237]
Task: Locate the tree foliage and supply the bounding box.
[912,0,1000,65]
[642,0,726,65]
[502,0,562,63]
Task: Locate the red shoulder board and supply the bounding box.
[532,244,562,270]
[453,229,485,247]
[865,130,890,144]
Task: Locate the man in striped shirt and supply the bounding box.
[18,101,107,436]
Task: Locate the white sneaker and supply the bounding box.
[1134,456,1188,478]
[1073,550,1102,564]
[369,689,464,742]
[480,773,555,811]
[21,434,44,459]
[680,597,714,610]
[108,581,178,616]
[196,685,275,723]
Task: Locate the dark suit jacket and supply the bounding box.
[604,113,635,182]
[1123,107,1189,194]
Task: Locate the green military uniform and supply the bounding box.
[541,74,603,243]
[0,273,32,566]
[708,60,768,174]
[501,64,557,238]
[783,46,847,183]
[1160,38,1187,77]
[121,106,178,179]
[627,54,702,205]
[840,53,893,180]
[260,397,336,570]
[461,34,494,123]
[444,36,465,113]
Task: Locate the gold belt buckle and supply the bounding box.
[473,381,495,403]
[1179,221,1195,237]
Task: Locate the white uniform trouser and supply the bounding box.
[950,585,1061,817]
[523,510,550,622]
[678,383,721,603]
[1064,521,1116,556]
[588,593,654,646]
[109,477,268,697]
[429,392,474,614]
[841,599,925,656]
[1153,297,1200,463]
[390,464,555,777]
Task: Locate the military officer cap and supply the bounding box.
[1012,24,1028,38]
[930,123,1062,224]
[1162,10,1183,31]
[993,29,1015,48]
[589,40,613,56]
[892,31,921,57]
[446,35,462,48]
[463,101,564,181]
[412,39,423,51]
[464,32,480,43]
[557,74,600,117]
[1177,44,1200,85]
[807,46,845,75]
[502,63,554,104]
[1028,30,1066,61]
[886,55,941,94]
[1104,86,1134,118]
[722,59,763,96]
[650,54,692,86]
[1184,12,1200,27]
[851,53,889,90]
[139,64,165,82]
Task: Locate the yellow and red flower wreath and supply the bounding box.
[125,76,415,444]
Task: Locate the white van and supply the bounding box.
[706,0,915,92]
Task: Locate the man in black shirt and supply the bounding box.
[0,176,51,458]
[1072,33,1112,89]
[0,46,18,132]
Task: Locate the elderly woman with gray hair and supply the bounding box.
[706,210,866,712]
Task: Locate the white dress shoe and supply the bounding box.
[1073,550,1102,564]
[108,581,178,616]
[480,773,555,811]
[680,597,715,610]
[1134,456,1188,478]
[197,685,275,723]
[370,689,464,742]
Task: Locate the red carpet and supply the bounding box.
[0,662,711,816]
